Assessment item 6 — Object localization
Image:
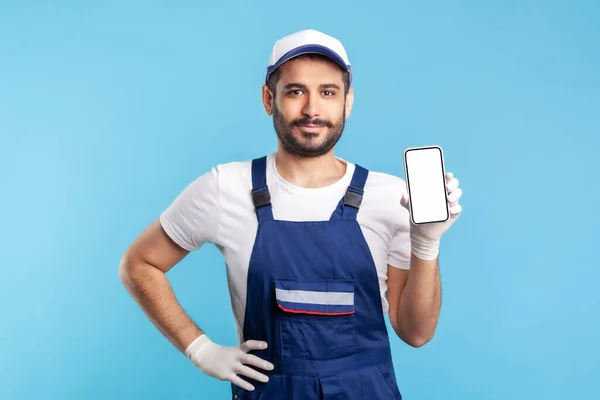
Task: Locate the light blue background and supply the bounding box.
[1,1,599,399]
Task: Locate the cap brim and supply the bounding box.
[265,44,351,84]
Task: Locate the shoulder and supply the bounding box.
[346,159,406,200]
[178,158,252,193]
[363,168,407,215]
[211,153,275,182]
[364,169,406,196]
[167,158,255,210]
[213,159,253,187]
[328,156,407,205]
[348,162,410,230]
[207,157,261,212]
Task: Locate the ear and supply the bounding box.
[262,84,274,116]
[344,87,354,118]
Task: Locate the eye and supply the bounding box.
[323,90,335,96]
[287,89,304,96]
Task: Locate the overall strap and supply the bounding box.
[251,156,274,222]
[331,164,369,221]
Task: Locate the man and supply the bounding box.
[119,29,462,399]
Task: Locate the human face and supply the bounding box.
[262,57,354,158]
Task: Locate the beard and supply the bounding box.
[272,103,346,158]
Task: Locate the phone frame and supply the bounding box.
[403,145,450,225]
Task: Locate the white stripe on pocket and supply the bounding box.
[275,288,354,306]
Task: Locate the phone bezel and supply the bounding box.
[403,145,450,225]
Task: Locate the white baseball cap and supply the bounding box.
[265,29,352,85]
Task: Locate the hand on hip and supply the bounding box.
[185,334,274,391]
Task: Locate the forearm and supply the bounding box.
[396,253,441,346]
[119,259,203,353]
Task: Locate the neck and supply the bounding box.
[274,145,346,188]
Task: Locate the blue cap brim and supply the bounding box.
[265,44,352,84]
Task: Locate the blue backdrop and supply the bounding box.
[1,1,598,399]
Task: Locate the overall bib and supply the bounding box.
[232,156,402,399]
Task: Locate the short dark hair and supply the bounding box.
[266,53,351,97]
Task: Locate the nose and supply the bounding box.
[301,92,321,119]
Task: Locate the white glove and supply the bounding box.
[184,334,274,391]
[401,172,463,260]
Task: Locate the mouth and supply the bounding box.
[296,124,325,132]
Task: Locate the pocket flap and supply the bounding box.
[274,279,355,316]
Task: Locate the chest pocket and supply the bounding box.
[274,278,357,360]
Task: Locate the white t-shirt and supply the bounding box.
[160,153,412,344]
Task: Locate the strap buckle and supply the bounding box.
[343,186,363,209]
[252,186,271,208]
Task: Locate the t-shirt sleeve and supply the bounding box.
[388,221,411,270]
[159,167,220,251]
[387,187,412,270]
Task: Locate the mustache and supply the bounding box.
[293,118,333,128]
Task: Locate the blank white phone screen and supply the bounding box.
[405,147,448,224]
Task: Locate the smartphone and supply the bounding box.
[403,145,449,225]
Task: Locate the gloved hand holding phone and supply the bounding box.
[401,171,463,260]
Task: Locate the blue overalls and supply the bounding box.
[232,156,403,399]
